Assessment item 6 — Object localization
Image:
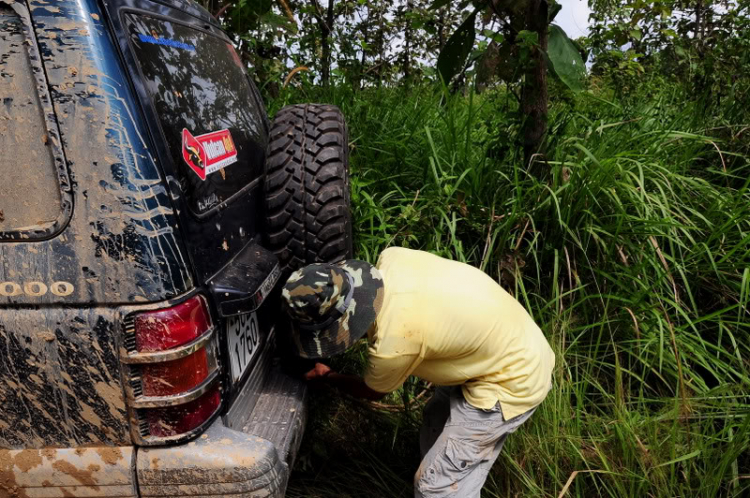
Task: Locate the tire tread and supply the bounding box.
[263,104,353,276]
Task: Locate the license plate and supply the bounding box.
[227,312,261,384]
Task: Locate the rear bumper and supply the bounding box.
[136,419,287,497]
[1,361,307,498]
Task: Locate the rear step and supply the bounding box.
[222,329,307,471]
[241,364,307,471]
[223,325,308,472]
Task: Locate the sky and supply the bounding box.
[555,0,592,39]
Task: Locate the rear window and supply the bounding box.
[125,13,267,217]
[0,4,70,241]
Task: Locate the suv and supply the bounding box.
[0,0,352,496]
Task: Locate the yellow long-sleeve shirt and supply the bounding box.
[364,247,555,419]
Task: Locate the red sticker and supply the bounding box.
[182,128,238,181]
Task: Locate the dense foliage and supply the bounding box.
[202,0,750,495]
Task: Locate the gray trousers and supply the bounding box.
[414,386,535,498]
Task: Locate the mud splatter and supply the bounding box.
[93,381,126,414]
[38,332,55,342]
[95,447,122,466]
[12,451,42,473]
[51,460,99,489]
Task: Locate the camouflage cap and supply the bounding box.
[281,260,384,359]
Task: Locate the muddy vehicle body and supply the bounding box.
[0,0,352,496]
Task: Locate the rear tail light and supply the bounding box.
[121,295,222,444]
[134,295,212,351]
[141,350,210,396]
[146,387,221,437]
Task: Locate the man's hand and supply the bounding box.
[303,364,386,401]
[303,362,332,381]
[302,362,387,401]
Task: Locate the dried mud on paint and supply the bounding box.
[0,447,128,498]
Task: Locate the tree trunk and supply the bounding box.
[694,0,708,56]
[438,10,445,50]
[522,0,549,170]
[377,5,385,87]
[321,30,330,85]
[403,0,412,83]
[322,0,335,86]
[312,0,335,86]
[357,7,368,91]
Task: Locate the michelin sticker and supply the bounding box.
[182,128,238,181]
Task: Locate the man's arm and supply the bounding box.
[305,362,387,401]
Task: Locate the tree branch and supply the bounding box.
[213,2,232,20]
[309,0,331,33]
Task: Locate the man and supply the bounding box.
[281,247,555,497]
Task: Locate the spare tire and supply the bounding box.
[263,104,353,277]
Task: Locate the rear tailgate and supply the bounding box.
[110,4,270,284]
[102,0,276,400]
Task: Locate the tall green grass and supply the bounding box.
[274,81,750,497]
